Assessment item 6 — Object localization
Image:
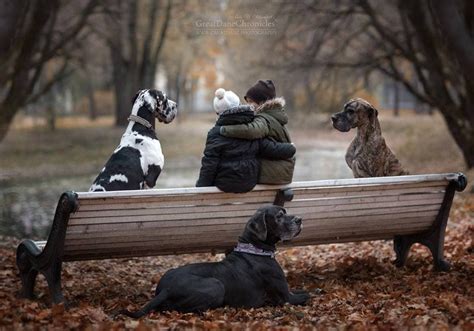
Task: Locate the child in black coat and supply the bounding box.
[196,88,295,193]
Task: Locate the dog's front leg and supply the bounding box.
[351,159,372,178]
[265,279,310,306]
[144,164,162,188]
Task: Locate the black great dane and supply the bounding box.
[120,205,310,318]
[90,89,177,191]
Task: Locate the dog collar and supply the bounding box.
[234,243,275,258]
[128,114,153,130]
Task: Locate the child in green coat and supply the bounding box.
[220,80,295,184]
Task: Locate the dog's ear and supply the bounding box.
[132,90,142,105]
[248,211,267,241]
[150,89,165,100]
[369,106,378,117]
[368,105,378,119]
[149,89,167,108]
[368,105,379,130]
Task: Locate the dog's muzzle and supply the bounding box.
[281,216,303,241]
[331,113,351,132]
[156,100,178,124]
[293,216,303,237]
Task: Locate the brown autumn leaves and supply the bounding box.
[0,196,472,330]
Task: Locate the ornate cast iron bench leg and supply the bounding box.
[16,192,78,304]
[16,243,39,299]
[394,174,466,271]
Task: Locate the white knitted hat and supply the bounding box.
[213,88,240,114]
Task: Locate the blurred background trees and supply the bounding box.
[0,0,98,140]
[0,0,472,169]
[265,0,474,167]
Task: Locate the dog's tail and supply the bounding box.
[119,289,168,318]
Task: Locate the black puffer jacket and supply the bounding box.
[196,106,296,193]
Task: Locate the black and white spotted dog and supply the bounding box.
[89,89,177,192]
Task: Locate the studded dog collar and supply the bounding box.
[234,243,275,258]
[128,114,154,130]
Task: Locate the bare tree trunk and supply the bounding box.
[110,39,135,126]
[304,75,316,113]
[393,80,400,117]
[112,73,133,126]
[189,78,197,113]
[0,0,97,141]
[0,103,17,141]
[83,67,98,120]
[86,81,97,120]
[106,0,172,126]
[441,107,474,168]
[47,107,56,131]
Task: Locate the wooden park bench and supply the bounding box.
[16,173,466,304]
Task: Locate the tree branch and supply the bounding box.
[151,0,172,66]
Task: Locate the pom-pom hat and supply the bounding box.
[213,88,240,114]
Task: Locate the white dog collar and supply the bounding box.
[234,243,275,258]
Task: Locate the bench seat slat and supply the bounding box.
[65,209,439,236]
[62,231,405,261]
[293,186,445,201]
[76,175,451,200]
[64,216,436,247]
[62,223,433,256]
[69,200,443,225]
[73,192,444,218]
[66,207,441,233]
[78,190,277,206]
[77,181,447,208]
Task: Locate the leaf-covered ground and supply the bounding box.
[1,196,473,330]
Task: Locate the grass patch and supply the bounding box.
[0,115,212,182]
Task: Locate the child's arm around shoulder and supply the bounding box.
[259,138,296,160]
[219,116,269,139]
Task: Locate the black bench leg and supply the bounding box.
[393,183,456,272]
[43,260,65,304]
[17,241,66,303]
[18,264,38,299]
[394,230,450,271]
[17,241,40,299]
[421,230,451,272]
[16,192,78,305]
[393,235,414,268]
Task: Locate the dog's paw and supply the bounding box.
[289,290,310,305]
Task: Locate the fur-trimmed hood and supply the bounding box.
[256,97,288,125]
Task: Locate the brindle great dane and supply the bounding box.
[331,98,409,178]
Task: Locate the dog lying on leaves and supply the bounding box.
[331,98,409,178]
[120,205,309,318]
[90,89,177,191]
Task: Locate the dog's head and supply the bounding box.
[132,89,178,124]
[331,98,378,132]
[243,205,302,246]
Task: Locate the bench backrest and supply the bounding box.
[59,173,460,261]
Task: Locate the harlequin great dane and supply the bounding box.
[120,205,309,318]
[90,89,177,191]
[331,98,409,178]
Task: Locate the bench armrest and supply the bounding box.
[446,172,467,192]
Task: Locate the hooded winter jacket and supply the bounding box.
[196,105,295,193]
[219,97,295,184]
